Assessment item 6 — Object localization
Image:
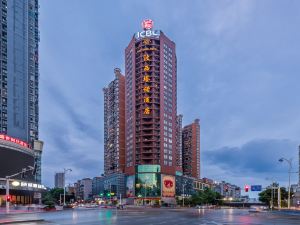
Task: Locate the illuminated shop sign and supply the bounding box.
[162,175,175,197]
[135,30,160,39]
[0,134,30,148]
[13,180,46,190]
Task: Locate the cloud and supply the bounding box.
[37,0,300,188]
[206,0,254,36]
[203,139,299,186]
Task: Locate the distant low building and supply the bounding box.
[92,176,105,197]
[104,173,126,198]
[213,181,241,199]
[74,178,92,201]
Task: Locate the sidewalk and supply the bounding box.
[0,209,44,215]
[270,208,300,216]
[0,208,44,224]
[0,218,44,224]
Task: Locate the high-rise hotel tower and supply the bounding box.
[125,20,177,174]
[104,20,201,203]
[124,20,177,200]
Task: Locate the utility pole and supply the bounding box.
[279,158,292,209]
[110,182,112,204]
[6,178,9,213]
[144,183,147,205]
[278,186,281,209]
[271,183,273,210]
[182,184,186,207]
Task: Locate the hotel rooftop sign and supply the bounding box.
[135,19,160,40]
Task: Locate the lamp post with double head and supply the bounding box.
[5,166,34,213]
[278,158,292,209]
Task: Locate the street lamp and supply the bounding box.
[5,166,35,213]
[143,177,150,206]
[182,183,186,207]
[63,168,72,206]
[278,157,292,209]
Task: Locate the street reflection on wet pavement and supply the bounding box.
[1,208,300,225]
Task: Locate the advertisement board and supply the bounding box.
[162,175,175,197]
[126,175,135,198]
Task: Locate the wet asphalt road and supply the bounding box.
[1,208,300,225]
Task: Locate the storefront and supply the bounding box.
[0,179,46,206]
[125,165,176,205]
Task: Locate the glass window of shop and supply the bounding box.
[137,165,160,173]
[135,173,161,197]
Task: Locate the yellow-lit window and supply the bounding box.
[143,86,150,93]
[144,65,150,72]
[143,75,150,82]
[144,97,150,103]
[143,54,150,61]
[144,107,150,115]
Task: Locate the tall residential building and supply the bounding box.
[103,68,125,175]
[182,119,200,179]
[0,1,44,206]
[0,0,40,144]
[55,172,65,189]
[0,0,43,185]
[175,114,183,173]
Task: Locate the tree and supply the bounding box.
[42,188,64,207]
[190,188,223,206]
[50,188,64,202]
[258,185,290,207]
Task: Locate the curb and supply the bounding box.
[0,219,44,224]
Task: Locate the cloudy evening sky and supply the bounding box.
[39,0,300,193]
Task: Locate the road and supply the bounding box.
[1,208,300,224]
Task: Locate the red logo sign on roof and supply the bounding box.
[142,19,153,30]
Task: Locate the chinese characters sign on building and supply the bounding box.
[0,134,30,148]
[142,39,152,115]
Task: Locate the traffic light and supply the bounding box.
[6,195,11,202]
[100,193,103,197]
[245,185,249,192]
[107,193,111,197]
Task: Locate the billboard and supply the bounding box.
[162,175,175,197]
[126,175,135,198]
